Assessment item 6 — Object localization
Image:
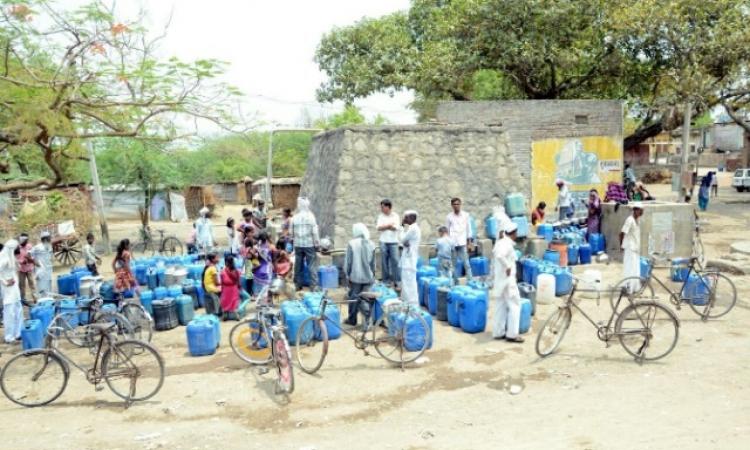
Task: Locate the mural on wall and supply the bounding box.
[531,136,623,214]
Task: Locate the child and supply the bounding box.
[435,226,453,279]
[83,232,102,276]
[201,253,221,316]
[220,255,241,321]
[226,217,240,256]
[32,231,54,295]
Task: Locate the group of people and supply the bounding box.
[530,180,603,239]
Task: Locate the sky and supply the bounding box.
[128,0,416,130]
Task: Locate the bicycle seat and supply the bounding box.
[87,322,116,334]
[360,292,380,301]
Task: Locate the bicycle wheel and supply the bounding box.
[133,239,155,257]
[616,302,679,362]
[93,312,136,341]
[372,307,428,365]
[295,316,328,374]
[102,339,165,402]
[688,272,737,320]
[160,237,183,256]
[535,307,572,357]
[273,330,294,394]
[0,350,69,407]
[229,319,272,364]
[49,312,89,347]
[120,304,154,343]
[609,276,656,312]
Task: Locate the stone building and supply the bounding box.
[302,125,528,245]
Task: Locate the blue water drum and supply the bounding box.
[455,258,465,278]
[578,244,592,265]
[485,215,499,240]
[671,262,689,282]
[194,284,205,308]
[188,264,204,281]
[519,298,532,334]
[372,287,398,323]
[589,233,605,253]
[77,297,94,325]
[417,265,438,285]
[21,320,44,350]
[390,309,433,351]
[57,274,77,296]
[282,301,313,344]
[543,250,561,266]
[469,256,490,277]
[427,257,438,269]
[175,295,195,325]
[419,277,434,308]
[194,314,221,348]
[554,268,573,296]
[147,267,158,290]
[512,216,530,238]
[522,258,539,285]
[318,265,339,289]
[640,257,652,278]
[154,286,168,300]
[567,244,579,266]
[30,303,54,331]
[682,274,710,305]
[156,267,167,287]
[186,319,217,356]
[72,270,92,297]
[505,193,526,217]
[134,264,149,286]
[99,281,115,302]
[60,299,79,327]
[428,277,451,315]
[317,302,341,340]
[71,266,89,274]
[140,290,154,315]
[458,289,487,334]
[168,284,183,298]
[447,286,471,327]
[537,223,554,242]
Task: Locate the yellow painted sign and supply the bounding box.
[531,136,622,211]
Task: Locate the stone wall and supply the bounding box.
[302,125,527,246]
[436,100,624,181]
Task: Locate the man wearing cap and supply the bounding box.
[31,231,54,296]
[399,210,421,305]
[491,222,523,343]
[555,179,573,220]
[620,202,643,291]
[195,207,214,255]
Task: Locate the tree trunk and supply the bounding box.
[624,121,664,151]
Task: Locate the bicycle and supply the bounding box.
[295,291,429,374]
[228,285,294,395]
[0,320,165,407]
[46,295,138,348]
[693,210,705,267]
[610,254,736,321]
[134,225,183,257]
[536,278,680,363]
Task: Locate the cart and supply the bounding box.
[47,220,82,266]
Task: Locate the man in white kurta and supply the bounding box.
[492,223,523,343]
[620,202,643,292]
[1,240,23,343]
[400,211,421,305]
[32,231,54,296]
[195,207,214,254]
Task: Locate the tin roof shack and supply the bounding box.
[600,201,695,262]
[211,178,253,204]
[252,177,301,210]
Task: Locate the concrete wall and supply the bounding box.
[436,100,624,186]
[600,201,695,262]
[302,125,528,246]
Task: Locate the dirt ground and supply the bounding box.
[0,185,749,450]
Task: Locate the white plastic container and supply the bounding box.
[537,273,556,305]
[581,269,602,299]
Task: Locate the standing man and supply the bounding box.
[195,207,215,256]
[446,198,473,282]
[344,223,376,326]
[292,197,320,291]
[492,222,523,343]
[16,234,36,304]
[619,202,644,292]
[376,199,400,288]
[400,210,421,305]
[555,179,573,220]
[31,231,54,296]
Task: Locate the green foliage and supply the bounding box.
[313,105,389,130]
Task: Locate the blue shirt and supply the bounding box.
[435,236,453,260]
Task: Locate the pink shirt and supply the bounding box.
[17,243,35,273]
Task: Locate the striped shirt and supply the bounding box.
[292,212,320,248]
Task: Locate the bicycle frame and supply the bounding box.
[644,257,715,307]
[44,327,116,383]
[310,294,380,346]
[562,285,631,340]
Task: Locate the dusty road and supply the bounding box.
[0,186,748,450]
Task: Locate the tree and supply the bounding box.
[315,0,750,147]
[0,0,241,192]
[313,105,388,130]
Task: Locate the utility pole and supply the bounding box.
[86,139,111,254]
[677,100,692,202]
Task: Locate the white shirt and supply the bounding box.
[376,212,401,244]
[621,215,641,252]
[558,185,572,208]
[492,235,518,297]
[446,211,471,247]
[0,260,20,305]
[399,223,421,271]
